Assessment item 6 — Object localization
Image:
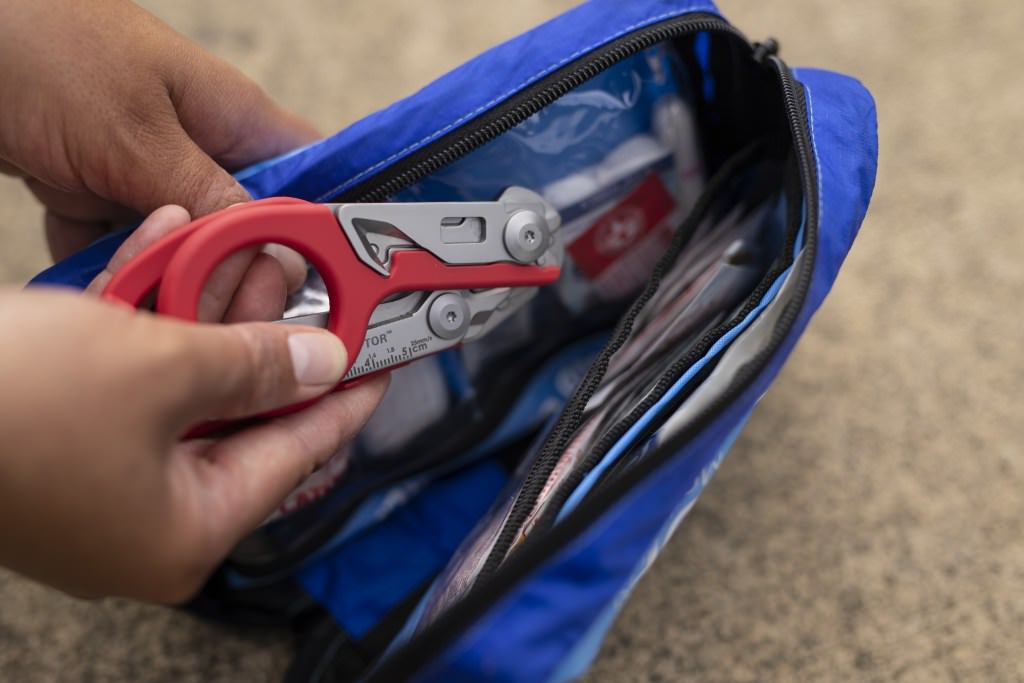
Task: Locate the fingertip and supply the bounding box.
[356,372,391,417]
[357,371,392,401]
[130,205,192,251]
[222,252,288,323]
[104,204,192,270]
[261,244,308,293]
[287,331,347,387]
[145,204,192,226]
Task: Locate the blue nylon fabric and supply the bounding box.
[298,459,507,639]
[28,0,720,291]
[792,68,879,289]
[405,69,878,683]
[30,227,133,290]
[244,0,720,204]
[411,400,761,683]
[547,415,751,683]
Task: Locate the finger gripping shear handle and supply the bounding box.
[111,197,561,431]
[101,198,309,308]
[156,203,381,381]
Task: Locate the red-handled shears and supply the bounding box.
[102,187,563,428]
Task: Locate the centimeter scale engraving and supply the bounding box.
[346,328,438,380]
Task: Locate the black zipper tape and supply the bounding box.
[528,147,806,536]
[362,38,821,683]
[476,139,772,580]
[529,150,804,537]
[472,21,792,583]
[341,14,747,204]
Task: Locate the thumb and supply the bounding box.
[164,321,350,431]
[166,48,321,171]
[106,52,318,217]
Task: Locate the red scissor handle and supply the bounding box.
[103,197,560,430]
[101,198,308,307]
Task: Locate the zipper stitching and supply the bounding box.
[344,14,746,203]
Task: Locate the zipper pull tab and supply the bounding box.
[753,38,780,63]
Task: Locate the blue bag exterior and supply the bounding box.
[28,1,878,681]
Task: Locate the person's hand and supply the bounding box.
[0,0,319,261]
[86,205,309,322]
[0,209,387,603]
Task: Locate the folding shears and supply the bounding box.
[102,187,563,424]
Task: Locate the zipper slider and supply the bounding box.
[753,38,780,63]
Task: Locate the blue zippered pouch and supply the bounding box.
[31,2,877,681]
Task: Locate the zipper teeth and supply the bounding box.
[350,15,743,203]
[477,54,817,579]
[533,185,800,532]
[476,140,765,581]
[533,72,809,528]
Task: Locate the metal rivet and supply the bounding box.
[427,293,471,340]
[503,210,550,263]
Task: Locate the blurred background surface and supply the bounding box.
[2,1,1022,681]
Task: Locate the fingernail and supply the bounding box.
[288,333,347,386]
[262,243,307,270]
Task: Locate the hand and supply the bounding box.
[0,209,387,603]
[87,205,309,322]
[0,0,319,261]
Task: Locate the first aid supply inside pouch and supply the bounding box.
[30,2,878,681]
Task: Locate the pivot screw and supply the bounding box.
[504,210,551,263]
[428,293,471,340]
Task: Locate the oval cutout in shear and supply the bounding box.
[102,189,562,431]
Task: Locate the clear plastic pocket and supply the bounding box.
[234,36,799,599]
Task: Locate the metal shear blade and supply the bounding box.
[280,186,563,380]
[335,186,562,276]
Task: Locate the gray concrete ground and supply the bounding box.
[2,1,1023,681]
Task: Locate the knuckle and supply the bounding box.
[212,77,266,153]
